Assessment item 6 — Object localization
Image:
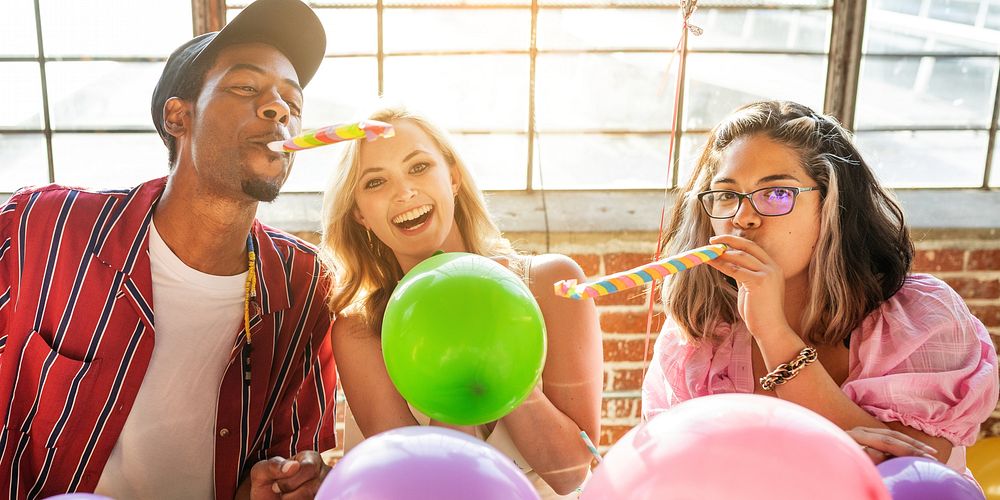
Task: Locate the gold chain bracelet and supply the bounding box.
[760,346,818,391]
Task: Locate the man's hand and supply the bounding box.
[248,450,329,499]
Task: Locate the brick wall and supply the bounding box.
[298,228,1000,456]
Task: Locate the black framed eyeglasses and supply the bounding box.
[697,186,819,219]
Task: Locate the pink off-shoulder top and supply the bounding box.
[642,274,999,473]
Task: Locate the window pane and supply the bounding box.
[684,54,827,130]
[453,134,527,190]
[315,9,378,56]
[866,4,1000,55]
[856,56,997,128]
[384,10,530,53]
[988,1,1000,31]
[51,133,168,189]
[47,62,164,130]
[383,55,528,131]
[42,0,191,57]
[1,0,38,56]
[230,8,379,56]
[927,0,979,25]
[688,9,831,52]
[0,63,44,130]
[0,135,50,191]
[677,132,709,188]
[533,134,669,189]
[537,9,680,50]
[871,0,920,15]
[537,9,829,52]
[302,57,380,130]
[535,53,677,131]
[535,133,706,189]
[864,29,927,54]
[854,130,987,187]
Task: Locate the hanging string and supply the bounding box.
[642,0,702,380]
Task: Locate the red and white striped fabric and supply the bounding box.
[0,177,337,500]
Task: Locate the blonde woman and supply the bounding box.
[642,100,998,487]
[321,106,603,497]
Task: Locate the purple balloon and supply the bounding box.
[317,426,540,500]
[877,457,985,500]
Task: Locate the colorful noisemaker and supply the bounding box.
[554,243,728,300]
[267,120,395,152]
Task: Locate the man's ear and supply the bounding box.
[162,97,190,139]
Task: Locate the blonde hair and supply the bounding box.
[320,106,514,332]
[663,101,912,345]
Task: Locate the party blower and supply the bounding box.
[267,120,395,152]
[554,243,728,300]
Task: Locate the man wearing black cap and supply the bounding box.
[0,0,337,498]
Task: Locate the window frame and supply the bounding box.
[2,0,998,233]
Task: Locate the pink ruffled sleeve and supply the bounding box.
[842,274,999,446]
[641,321,693,420]
[641,318,742,420]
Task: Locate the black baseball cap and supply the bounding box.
[151,0,326,145]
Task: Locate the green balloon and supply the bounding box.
[382,252,547,426]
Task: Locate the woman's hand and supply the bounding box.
[707,235,790,341]
[847,426,938,465]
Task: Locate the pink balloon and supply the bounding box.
[317,426,539,500]
[583,394,890,500]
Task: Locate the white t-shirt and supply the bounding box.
[95,222,246,500]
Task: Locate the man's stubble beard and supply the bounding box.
[240,156,291,203]
[242,177,282,202]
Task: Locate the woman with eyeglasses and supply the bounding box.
[641,101,998,484]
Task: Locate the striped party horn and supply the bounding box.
[554,243,728,300]
[267,120,395,152]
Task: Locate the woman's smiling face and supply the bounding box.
[353,119,465,270]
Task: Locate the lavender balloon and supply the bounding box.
[877,457,985,500]
[317,426,539,500]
